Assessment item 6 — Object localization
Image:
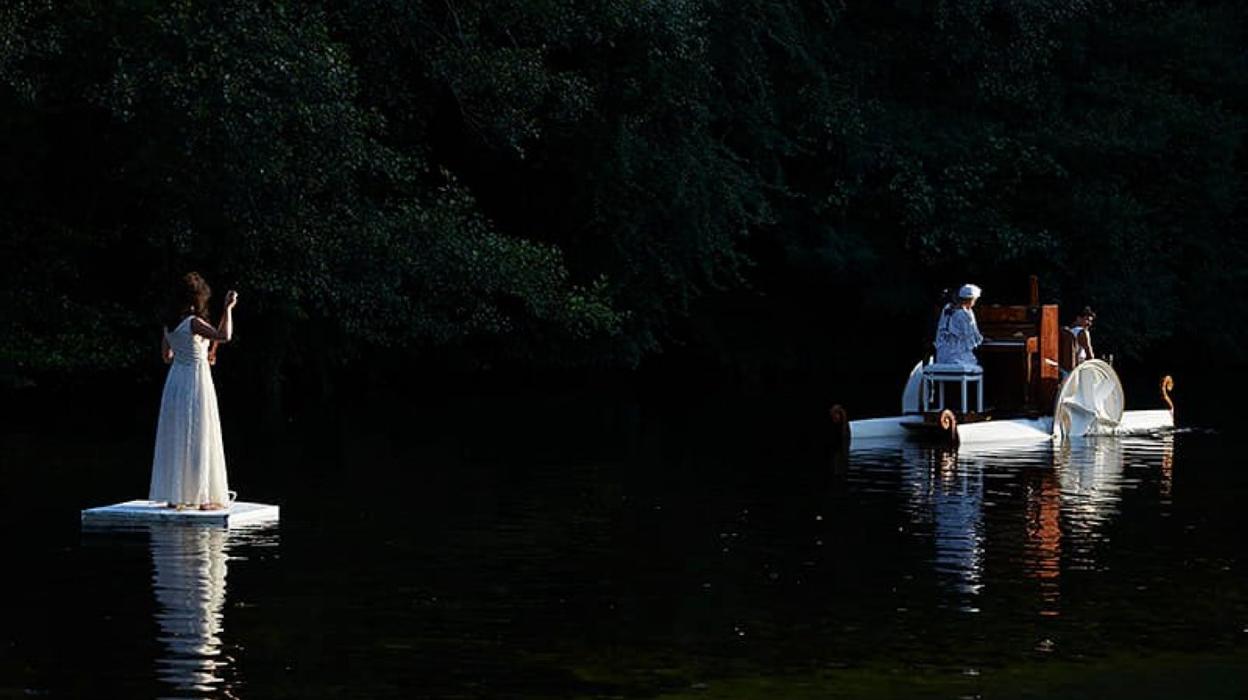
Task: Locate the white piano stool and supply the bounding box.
[920,364,984,414]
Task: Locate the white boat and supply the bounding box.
[843,360,1173,447]
[834,279,1175,447]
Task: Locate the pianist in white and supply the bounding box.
[934,284,984,366]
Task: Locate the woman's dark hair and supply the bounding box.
[1078,306,1096,320]
[167,272,212,327]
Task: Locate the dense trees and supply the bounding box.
[2,1,1244,385]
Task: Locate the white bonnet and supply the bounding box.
[958,284,982,300]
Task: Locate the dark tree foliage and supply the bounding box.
[2,0,1244,387]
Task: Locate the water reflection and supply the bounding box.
[140,523,276,698]
[901,448,985,608]
[1055,438,1126,574]
[872,435,1176,616]
[1023,464,1062,616]
[38,425,1233,697]
[149,524,234,697]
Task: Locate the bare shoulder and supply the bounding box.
[190,316,217,336]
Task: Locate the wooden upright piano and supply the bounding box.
[974,277,1060,413]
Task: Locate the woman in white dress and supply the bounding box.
[149,272,238,510]
[934,283,984,366]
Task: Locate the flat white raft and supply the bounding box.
[81,500,280,527]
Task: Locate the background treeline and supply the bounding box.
[2,1,1245,410]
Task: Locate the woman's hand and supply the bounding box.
[225,290,239,309]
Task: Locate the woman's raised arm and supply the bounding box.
[191,290,238,343]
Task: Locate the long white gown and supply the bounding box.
[149,316,230,505]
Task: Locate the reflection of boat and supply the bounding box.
[877,435,1173,617]
[1024,462,1062,617]
[839,278,1175,446]
[898,446,985,606]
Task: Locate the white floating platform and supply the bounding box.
[81,500,280,527]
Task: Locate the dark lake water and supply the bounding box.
[2,401,1245,698]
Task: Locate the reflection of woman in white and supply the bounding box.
[934,284,984,366]
[149,272,238,510]
[150,524,230,693]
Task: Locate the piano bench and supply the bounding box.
[921,364,984,414]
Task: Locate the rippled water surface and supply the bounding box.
[2,414,1245,698]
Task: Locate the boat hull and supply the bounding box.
[849,409,1172,447]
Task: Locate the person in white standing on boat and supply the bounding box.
[934,284,984,366]
[149,272,238,511]
[1069,306,1096,365]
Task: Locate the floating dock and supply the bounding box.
[81,500,280,527]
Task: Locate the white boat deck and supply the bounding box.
[81,500,280,527]
[1117,409,1174,435]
